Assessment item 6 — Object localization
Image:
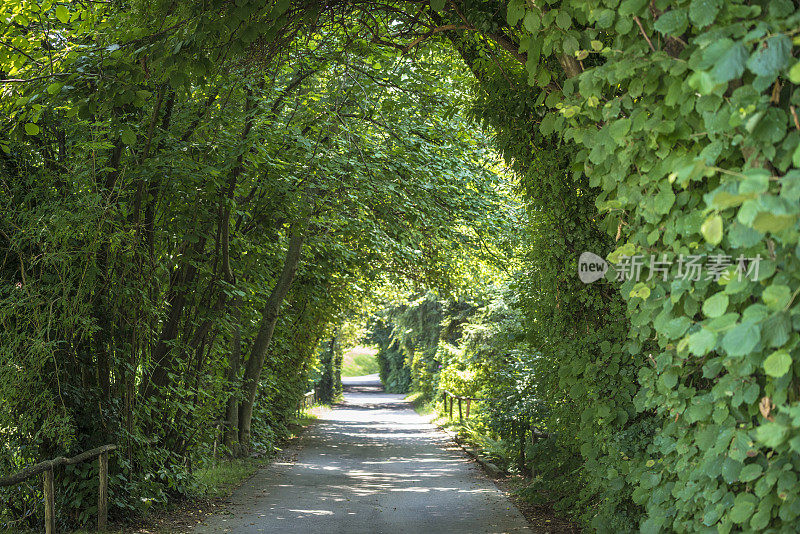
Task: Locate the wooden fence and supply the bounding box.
[441,389,490,421]
[440,389,550,438]
[440,389,550,473]
[298,389,316,412]
[0,444,117,533]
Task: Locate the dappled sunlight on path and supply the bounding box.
[194,375,530,533]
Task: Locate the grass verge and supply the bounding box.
[405,391,436,417]
[66,411,320,534]
[341,346,379,377]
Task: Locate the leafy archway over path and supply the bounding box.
[4,0,800,531]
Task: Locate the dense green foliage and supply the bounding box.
[368,0,800,532]
[0,1,503,529]
[514,0,800,531]
[5,0,800,531]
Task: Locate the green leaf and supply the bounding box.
[121,127,137,146]
[56,5,70,23]
[739,170,769,194]
[763,350,792,377]
[688,328,716,355]
[24,123,40,135]
[746,35,792,77]
[430,0,445,12]
[750,508,771,531]
[789,61,800,84]
[659,368,678,389]
[703,292,728,318]
[654,187,675,215]
[688,0,721,28]
[756,422,787,448]
[666,317,691,338]
[708,190,751,210]
[701,214,723,245]
[654,9,688,36]
[729,494,757,524]
[721,321,760,357]
[619,0,648,16]
[271,0,291,17]
[762,285,791,310]
[762,312,791,348]
[630,282,651,300]
[781,172,800,201]
[523,11,540,32]
[689,70,721,95]
[506,0,525,26]
[739,463,763,482]
[793,142,800,169]
[751,212,796,233]
[710,42,748,83]
[555,10,571,30]
[608,118,631,145]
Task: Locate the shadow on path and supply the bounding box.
[194,374,530,534]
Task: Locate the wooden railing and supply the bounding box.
[0,444,117,533]
[298,389,316,411]
[440,390,551,475]
[441,390,550,439]
[441,390,491,421]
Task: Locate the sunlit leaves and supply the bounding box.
[762,285,791,310]
[722,321,760,356]
[763,350,792,377]
[702,292,728,318]
[55,5,69,23]
[701,214,723,245]
[499,0,800,529]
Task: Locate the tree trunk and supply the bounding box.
[237,225,306,455]
[140,234,206,399]
[223,299,242,456]
[318,329,340,404]
[93,138,124,403]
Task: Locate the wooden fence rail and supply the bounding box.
[0,444,117,533]
[440,390,552,475]
[441,390,495,421]
[298,389,316,412]
[440,390,550,439]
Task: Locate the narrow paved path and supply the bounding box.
[195,375,530,533]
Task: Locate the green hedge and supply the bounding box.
[506,0,800,530]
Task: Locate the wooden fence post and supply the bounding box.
[44,468,55,534]
[458,398,463,421]
[449,398,453,419]
[465,398,471,419]
[98,451,109,531]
